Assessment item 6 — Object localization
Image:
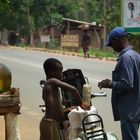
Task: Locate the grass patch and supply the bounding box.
[78,48,117,58]
[19,43,28,48]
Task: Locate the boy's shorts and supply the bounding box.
[40,117,61,140]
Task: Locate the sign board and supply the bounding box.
[40,35,50,42]
[122,0,140,33]
[61,35,79,47]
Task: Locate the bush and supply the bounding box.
[128,35,140,53]
[48,38,60,50]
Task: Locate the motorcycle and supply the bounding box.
[39,69,118,140]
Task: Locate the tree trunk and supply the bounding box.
[103,0,107,48]
[1,29,8,45]
[83,0,88,22]
[27,0,34,47]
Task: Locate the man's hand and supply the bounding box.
[98,79,112,89]
[80,101,90,110]
[64,106,77,113]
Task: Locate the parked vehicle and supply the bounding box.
[39,69,118,140]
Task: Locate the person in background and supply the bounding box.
[98,27,140,140]
[82,30,91,58]
[40,58,90,140]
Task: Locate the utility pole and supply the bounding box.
[103,0,107,48]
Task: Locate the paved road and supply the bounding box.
[0,47,122,139]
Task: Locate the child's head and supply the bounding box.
[43,58,63,80]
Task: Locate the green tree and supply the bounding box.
[0,0,121,47]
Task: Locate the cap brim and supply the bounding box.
[104,41,111,47]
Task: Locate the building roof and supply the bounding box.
[62,18,95,25]
[39,17,103,32]
[62,18,103,30]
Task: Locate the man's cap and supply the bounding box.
[106,27,128,46]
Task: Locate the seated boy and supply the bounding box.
[40,58,90,140]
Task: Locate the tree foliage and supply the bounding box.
[0,0,121,36]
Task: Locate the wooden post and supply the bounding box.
[67,21,70,34]
[0,88,21,140]
[60,35,63,53]
[4,113,21,140]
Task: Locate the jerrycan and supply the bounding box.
[0,63,12,94]
[82,84,91,104]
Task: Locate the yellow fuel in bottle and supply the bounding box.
[82,84,91,104]
[0,63,12,94]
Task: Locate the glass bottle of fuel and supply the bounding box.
[0,63,12,94]
[82,84,91,104]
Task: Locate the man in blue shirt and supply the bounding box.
[98,27,140,140]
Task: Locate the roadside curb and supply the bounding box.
[0,45,116,61]
[27,47,117,61]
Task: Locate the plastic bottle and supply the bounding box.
[82,84,91,104]
[0,63,12,94]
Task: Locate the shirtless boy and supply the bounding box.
[40,58,89,140]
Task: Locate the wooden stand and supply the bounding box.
[0,88,21,140]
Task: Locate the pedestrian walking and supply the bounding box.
[81,30,91,58]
